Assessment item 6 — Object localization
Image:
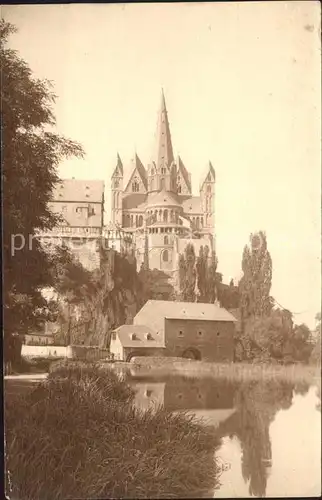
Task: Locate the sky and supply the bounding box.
[3,2,321,328]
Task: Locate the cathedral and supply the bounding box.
[110,90,215,280]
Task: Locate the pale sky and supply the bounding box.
[3,2,321,328]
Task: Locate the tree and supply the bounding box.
[2,20,84,367]
[178,243,197,302]
[239,231,273,331]
[196,245,208,302]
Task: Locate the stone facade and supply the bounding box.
[110,91,216,276]
[164,318,234,362]
[111,300,236,362]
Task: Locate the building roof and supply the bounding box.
[181,196,202,214]
[123,154,148,192]
[199,161,216,190]
[134,300,237,334]
[122,193,147,210]
[113,324,165,348]
[156,90,174,169]
[147,190,181,208]
[52,179,104,203]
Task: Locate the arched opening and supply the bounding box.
[126,351,149,363]
[135,215,139,226]
[114,178,119,188]
[130,215,134,227]
[177,185,182,193]
[164,235,169,245]
[138,215,143,227]
[162,250,169,262]
[132,179,140,192]
[207,185,212,193]
[182,348,201,361]
[163,210,168,222]
[160,177,165,190]
[126,214,130,227]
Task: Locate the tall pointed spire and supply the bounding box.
[156,89,174,169]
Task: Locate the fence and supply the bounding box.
[22,344,110,361]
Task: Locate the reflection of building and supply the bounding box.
[109,91,215,277]
[24,333,54,346]
[130,376,236,428]
[110,300,236,362]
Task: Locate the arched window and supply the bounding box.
[207,185,212,193]
[132,177,140,192]
[138,215,143,227]
[196,217,200,229]
[177,185,181,193]
[130,215,134,227]
[163,250,168,262]
[164,235,169,245]
[114,178,119,188]
[160,178,165,190]
[161,167,166,174]
[163,210,168,222]
[126,214,130,227]
[135,215,139,226]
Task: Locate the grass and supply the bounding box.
[5,361,220,500]
[127,357,321,385]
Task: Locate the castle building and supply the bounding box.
[39,179,105,271]
[110,91,216,279]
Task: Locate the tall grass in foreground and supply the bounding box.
[5,361,220,500]
[127,358,321,384]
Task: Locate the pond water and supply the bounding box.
[126,371,321,498]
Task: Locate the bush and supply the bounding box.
[5,363,219,499]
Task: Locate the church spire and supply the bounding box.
[156,89,174,169]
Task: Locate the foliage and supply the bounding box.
[5,363,219,499]
[239,231,273,326]
[2,19,84,364]
[236,308,313,364]
[138,266,175,302]
[178,243,197,302]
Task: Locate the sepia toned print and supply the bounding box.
[2,2,321,499]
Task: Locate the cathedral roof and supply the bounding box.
[181,196,202,214]
[156,90,174,169]
[147,190,181,208]
[123,153,148,191]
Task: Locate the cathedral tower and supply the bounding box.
[148,90,177,193]
[111,153,123,225]
[200,161,216,236]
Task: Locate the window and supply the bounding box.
[160,178,165,190]
[114,179,119,188]
[177,185,181,193]
[207,185,212,193]
[178,330,184,337]
[161,167,166,174]
[145,333,153,340]
[132,178,140,192]
[164,235,169,245]
[217,332,220,337]
[130,333,137,340]
[163,250,168,262]
[111,332,116,341]
[145,390,153,398]
[198,330,204,337]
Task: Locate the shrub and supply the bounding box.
[5,364,219,499]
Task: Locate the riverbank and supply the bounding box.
[111,357,321,385]
[5,361,220,500]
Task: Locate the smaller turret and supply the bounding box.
[111,153,123,225]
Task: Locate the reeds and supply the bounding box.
[5,361,220,500]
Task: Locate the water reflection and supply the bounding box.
[126,371,320,498]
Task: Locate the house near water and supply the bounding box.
[109,299,237,362]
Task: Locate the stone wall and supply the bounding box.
[164,319,234,362]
